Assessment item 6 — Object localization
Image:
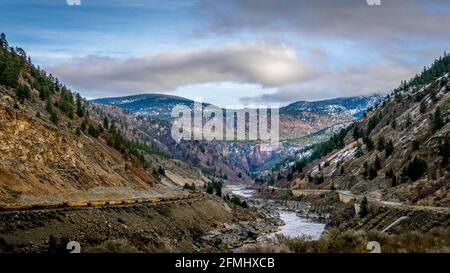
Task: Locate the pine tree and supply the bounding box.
[368,168,377,180]
[374,155,381,170]
[377,136,385,151]
[0,33,8,49]
[430,90,438,102]
[392,174,397,187]
[206,183,214,194]
[287,171,293,181]
[439,137,450,165]
[158,166,165,176]
[353,125,362,140]
[402,156,427,181]
[363,135,374,151]
[103,116,109,130]
[88,124,99,137]
[385,140,394,158]
[216,187,222,197]
[76,94,84,117]
[80,118,88,132]
[405,114,412,128]
[50,110,58,125]
[16,84,30,102]
[432,106,444,132]
[392,118,397,129]
[363,162,369,178]
[355,141,363,158]
[359,197,369,218]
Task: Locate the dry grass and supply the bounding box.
[243,228,450,253]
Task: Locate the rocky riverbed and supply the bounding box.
[222,186,328,246]
[199,207,283,250]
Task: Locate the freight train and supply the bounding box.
[0,192,201,212]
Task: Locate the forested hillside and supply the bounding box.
[287,53,450,207]
[0,33,205,204]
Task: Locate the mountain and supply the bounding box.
[90,103,253,184]
[93,94,382,139]
[278,95,383,140]
[288,54,450,207]
[92,94,382,173]
[92,94,209,121]
[281,95,383,118]
[0,38,209,205]
[0,36,265,253]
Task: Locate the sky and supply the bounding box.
[1,0,450,108]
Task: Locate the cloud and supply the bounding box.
[38,0,450,104]
[241,60,416,104]
[47,42,315,98]
[197,0,450,43]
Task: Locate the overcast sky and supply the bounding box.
[1,0,450,107]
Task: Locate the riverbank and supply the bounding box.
[226,185,450,253]
[223,186,327,242]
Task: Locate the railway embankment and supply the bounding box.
[0,195,274,253]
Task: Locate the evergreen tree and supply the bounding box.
[412,139,420,151]
[45,97,58,124]
[420,100,427,114]
[50,110,58,125]
[402,156,427,181]
[359,197,369,218]
[0,33,8,49]
[76,94,84,117]
[385,169,393,179]
[432,106,444,132]
[439,137,450,165]
[363,162,369,178]
[385,140,394,158]
[430,90,438,102]
[15,84,30,102]
[405,114,412,128]
[363,135,374,151]
[88,124,101,138]
[353,125,362,140]
[206,184,214,194]
[368,167,378,180]
[355,141,363,158]
[377,136,385,151]
[158,166,165,176]
[216,187,222,197]
[392,174,397,187]
[287,171,293,181]
[374,155,381,170]
[80,118,88,132]
[392,118,397,129]
[103,116,109,130]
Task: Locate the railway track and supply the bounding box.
[0,192,203,212]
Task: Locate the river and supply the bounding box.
[225,185,326,240]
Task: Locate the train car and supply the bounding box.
[107,200,123,205]
[148,197,162,203]
[89,201,107,207]
[0,204,33,210]
[65,201,89,207]
[122,199,137,205]
[31,203,61,210]
[135,199,148,204]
